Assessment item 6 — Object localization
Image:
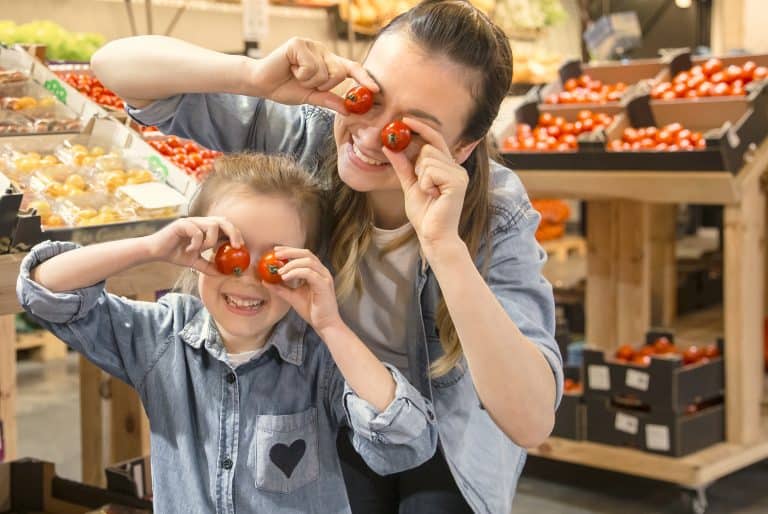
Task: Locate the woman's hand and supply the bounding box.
[383,117,469,256]
[250,37,379,113]
[263,247,342,334]
[145,217,244,274]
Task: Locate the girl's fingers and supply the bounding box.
[339,57,380,93]
[280,267,330,292]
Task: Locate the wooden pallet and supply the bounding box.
[16,330,68,362]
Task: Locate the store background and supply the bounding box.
[3,1,768,513]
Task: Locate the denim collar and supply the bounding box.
[178,307,307,366]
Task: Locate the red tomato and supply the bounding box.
[632,354,651,367]
[258,251,287,284]
[577,110,592,121]
[653,336,674,354]
[690,64,704,76]
[656,130,675,145]
[711,82,730,96]
[697,81,713,96]
[753,66,768,81]
[683,345,702,365]
[703,58,723,76]
[546,125,561,138]
[538,113,554,126]
[215,243,251,276]
[662,90,678,100]
[615,343,635,361]
[344,85,374,115]
[381,120,412,152]
[742,61,757,80]
[725,65,743,82]
[674,71,690,84]
[184,142,198,154]
[672,83,688,97]
[710,71,726,84]
[664,122,683,136]
[703,344,721,359]
[564,78,579,92]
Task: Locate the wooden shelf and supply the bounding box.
[516,170,740,205]
[531,409,768,488]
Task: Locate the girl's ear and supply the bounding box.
[452,139,482,165]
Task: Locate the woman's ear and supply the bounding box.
[452,139,482,165]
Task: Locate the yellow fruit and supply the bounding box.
[26,152,41,160]
[28,200,51,217]
[40,155,59,166]
[82,156,96,166]
[73,153,87,166]
[64,174,86,190]
[42,214,65,227]
[89,146,105,157]
[71,144,88,154]
[14,158,38,173]
[44,183,66,198]
[38,96,56,108]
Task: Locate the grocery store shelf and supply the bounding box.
[531,408,768,488]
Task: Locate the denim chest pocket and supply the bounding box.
[253,407,319,493]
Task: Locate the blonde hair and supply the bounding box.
[176,153,325,294]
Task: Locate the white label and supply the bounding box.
[645,424,671,451]
[615,412,639,434]
[0,171,10,194]
[588,365,611,391]
[118,182,187,209]
[625,369,650,391]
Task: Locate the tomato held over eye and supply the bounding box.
[344,85,374,115]
[215,243,251,276]
[381,120,412,152]
[258,251,287,284]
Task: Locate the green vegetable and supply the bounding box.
[0,20,105,62]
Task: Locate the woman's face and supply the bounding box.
[333,31,477,195]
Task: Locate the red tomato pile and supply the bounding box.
[651,58,768,100]
[544,74,628,105]
[607,122,706,152]
[147,136,222,181]
[614,337,720,367]
[59,72,125,110]
[564,378,582,394]
[502,110,615,152]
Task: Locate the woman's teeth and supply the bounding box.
[353,143,385,166]
[225,294,264,309]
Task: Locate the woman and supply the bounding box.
[92,1,563,512]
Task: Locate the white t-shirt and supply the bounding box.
[227,346,268,368]
[339,223,420,375]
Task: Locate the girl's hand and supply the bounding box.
[145,217,243,274]
[250,37,379,114]
[263,247,341,333]
[383,117,469,254]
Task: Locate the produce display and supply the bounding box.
[501,110,615,152]
[651,58,768,100]
[59,72,125,110]
[543,74,628,105]
[531,198,569,241]
[2,142,176,229]
[0,20,105,62]
[607,122,705,152]
[612,337,720,367]
[146,136,221,182]
[0,70,82,135]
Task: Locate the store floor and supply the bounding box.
[15,353,768,513]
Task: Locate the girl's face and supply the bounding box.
[333,31,477,195]
[199,190,306,351]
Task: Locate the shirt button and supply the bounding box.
[427,410,435,421]
[222,458,233,470]
[226,373,236,384]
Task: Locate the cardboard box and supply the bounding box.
[585,395,724,457]
[552,366,585,440]
[583,339,724,415]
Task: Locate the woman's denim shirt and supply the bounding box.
[17,241,438,514]
[127,94,565,514]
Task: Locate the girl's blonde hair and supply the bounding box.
[177,153,324,294]
[328,0,510,377]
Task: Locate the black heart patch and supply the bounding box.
[269,439,306,478]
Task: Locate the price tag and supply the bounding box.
[645,424,671,451]
[43,79,67,104]
[614,412,639,435]
[118,182,186,209]
[625,369,650,391]
[147,155,169,181]
[588,365,611,391]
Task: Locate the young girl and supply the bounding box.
[93,1,564,512]
[16,153,437,514]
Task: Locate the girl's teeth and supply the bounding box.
[225,295,263,309]
[353,144,384,165]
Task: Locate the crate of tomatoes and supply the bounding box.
[145,135,221,182]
